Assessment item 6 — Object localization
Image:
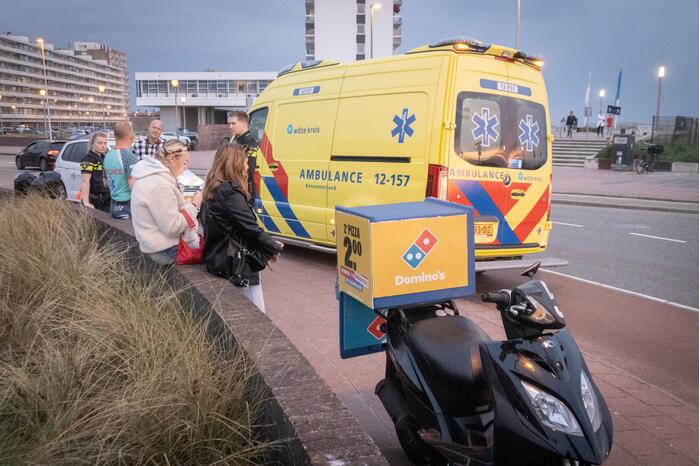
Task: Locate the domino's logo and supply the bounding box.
[402,229,438,269]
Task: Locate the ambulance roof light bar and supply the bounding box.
[513,51,544,70]
[429,37,490,53]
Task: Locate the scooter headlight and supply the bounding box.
[581,372,603,431]
[521,381,583,436]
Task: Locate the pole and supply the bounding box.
[0,95,4,135]
[37,40,53,137]
[370,7,374,59]
[516,0,521,49]
[654,73,663,143]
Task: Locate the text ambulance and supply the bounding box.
[247,37,553,260]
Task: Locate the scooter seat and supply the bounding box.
[407,315,492,416]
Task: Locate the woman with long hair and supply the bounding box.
[130,139,202,265]
[201,143,282,312]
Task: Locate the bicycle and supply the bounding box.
[635,143,664,174]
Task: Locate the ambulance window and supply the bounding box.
[455,94,505,168]
[514,101,547,169]
[248,108,269,143]
[455,92,548,170]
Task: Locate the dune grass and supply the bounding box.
[0,196,271,465]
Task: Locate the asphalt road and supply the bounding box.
[471,268,698,406]
[533,204,699,308]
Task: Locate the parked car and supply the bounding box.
[162,132,192,149]
[15,140,68,171]
[180,129,198,142]
[54,139,204,203]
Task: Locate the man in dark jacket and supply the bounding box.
[565,111,578,138]
[227,111,258,206]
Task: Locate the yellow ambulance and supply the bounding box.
[247,37,553,260]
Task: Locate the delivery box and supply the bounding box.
[336,199,475,358]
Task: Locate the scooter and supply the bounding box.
[375,262,613,465]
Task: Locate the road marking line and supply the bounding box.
[552,221,584,228]
[541,269,698,312]
[628,232,686,243]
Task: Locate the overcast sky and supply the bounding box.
[4,0,698,124]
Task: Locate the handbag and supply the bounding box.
[176,234,205,265]
[204,204,272,286]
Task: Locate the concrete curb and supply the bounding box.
[552,193,698,214]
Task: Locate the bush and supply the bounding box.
[0,196,271,465]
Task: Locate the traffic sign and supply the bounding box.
[607,105,621,115]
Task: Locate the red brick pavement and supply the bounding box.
[261,246,698,465]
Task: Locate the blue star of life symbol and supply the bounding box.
[471,108,499,147]
[391,108,416,143]
[518,114,540,152]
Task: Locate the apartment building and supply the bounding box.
[305,0,402,62]
[0,33,129,130]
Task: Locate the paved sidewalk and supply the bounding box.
[262,246,699,465]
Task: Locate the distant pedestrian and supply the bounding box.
[566,111,578,138]
[596,112,606,137]
[132,119,165,160]
[104,121,139,219]
[560,116,566,136]
[79,131,110,213]
[227,111,258,207]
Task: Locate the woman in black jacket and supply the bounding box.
[201,143,283,312]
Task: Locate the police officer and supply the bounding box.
[227,110,258,207]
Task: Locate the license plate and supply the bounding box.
[475,223,494,236]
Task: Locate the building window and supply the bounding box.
[357,43,365,54]
[357,3,365,13]
[356,14,365,24]
[357,24,365,34]
[356,54,365,60]
[356,34,365,44]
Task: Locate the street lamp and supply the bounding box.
[598,89,605,115]
[369,3,381,59]
[652,66,665,143]
[36,38,53,137]
[0,94,3,135]
[171,79,179,134]
[98,84,106,129]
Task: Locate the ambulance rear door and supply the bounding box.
[504,63,552,249]
[448,56,511,248]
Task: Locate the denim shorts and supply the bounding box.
[111,200,131,220]
[147,245,178,265]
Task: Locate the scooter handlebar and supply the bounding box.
[481,291,510,306]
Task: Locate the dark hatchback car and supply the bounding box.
[15,140,68,171]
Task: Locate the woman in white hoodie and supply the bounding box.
[130,140,202,265]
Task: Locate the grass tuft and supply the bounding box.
[0,196,272,465]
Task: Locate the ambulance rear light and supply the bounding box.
[547,173,552,221]
[426,164,448,200]
[514,51,544,70]
[429,37,490,53]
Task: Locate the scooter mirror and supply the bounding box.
[521,261,541,279]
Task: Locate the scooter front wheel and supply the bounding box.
[395,416,446,465]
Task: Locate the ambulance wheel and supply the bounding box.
[395,417,446,465]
